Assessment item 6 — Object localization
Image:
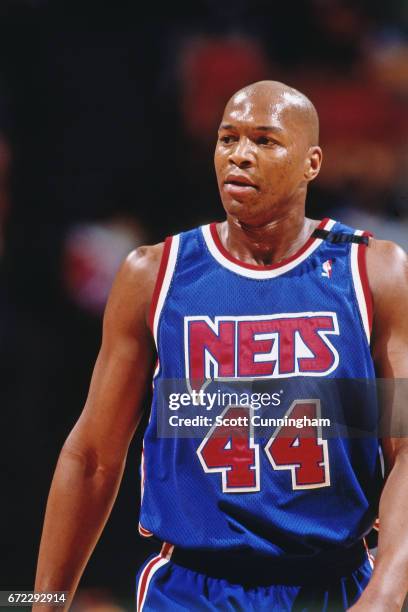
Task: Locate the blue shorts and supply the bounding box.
[136,543,373,611]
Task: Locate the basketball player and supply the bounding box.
[34,81,408,611]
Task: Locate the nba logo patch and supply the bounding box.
[321,259,332,278]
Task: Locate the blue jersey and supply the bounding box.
[138,218,382,560]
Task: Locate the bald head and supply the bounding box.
[215,80,323,223]
[224,80,319,147]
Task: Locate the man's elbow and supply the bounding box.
[59,437,126,482]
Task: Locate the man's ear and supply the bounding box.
[304,146,323,181]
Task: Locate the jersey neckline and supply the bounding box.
[201,218,336,279]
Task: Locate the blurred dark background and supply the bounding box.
[0,0,407,609]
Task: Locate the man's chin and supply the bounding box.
[222,198,266,223]
[222,194,259,213]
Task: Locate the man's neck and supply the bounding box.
[218,212,319,267]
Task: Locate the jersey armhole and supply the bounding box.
[148,234,180,347]
[350,230,374,345]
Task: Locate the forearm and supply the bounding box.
[356,449,408,610]
[34,444,126,611]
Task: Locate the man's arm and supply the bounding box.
[34,243,163,610]
[350,239,408,611]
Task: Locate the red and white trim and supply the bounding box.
[350,230,373,345]
[138,445,153,538]
[202,218,336,279]
[148,234,180,346]
[152,358,160,381]
[138,523,153,537]
[140,446,146,499]
[363,538,375,570]
[142,236,179,541]
[137,542,174,612]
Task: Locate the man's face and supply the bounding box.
[214,89,315,225]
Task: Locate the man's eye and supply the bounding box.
[219,135,235,144]
[257,136,273,145]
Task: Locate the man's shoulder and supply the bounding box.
[366,238,407,300]
[109,243,165,311]
[121,221,220,284]
[124,242,165,276]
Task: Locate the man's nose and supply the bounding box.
[228,138,254,168]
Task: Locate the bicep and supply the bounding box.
[368,241,408,469]
[63,249,157,468]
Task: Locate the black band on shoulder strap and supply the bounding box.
[312,228,369,245]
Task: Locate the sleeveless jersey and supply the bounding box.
[138,218,382,559]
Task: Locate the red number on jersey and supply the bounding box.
[196,406,260,492]
[265,400,330,489]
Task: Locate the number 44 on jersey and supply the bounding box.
[197,400,330,493]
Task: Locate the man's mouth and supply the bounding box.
[224,175,258,193]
